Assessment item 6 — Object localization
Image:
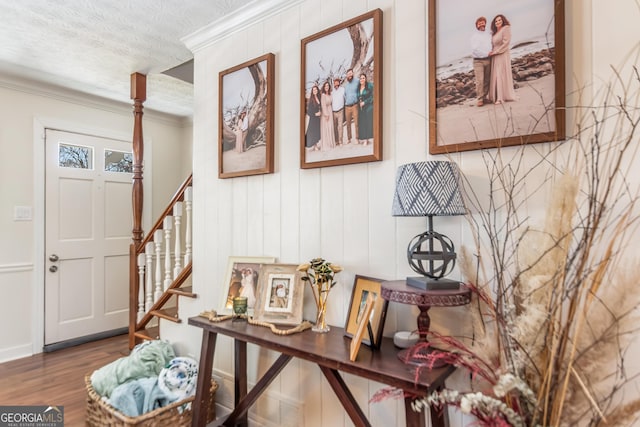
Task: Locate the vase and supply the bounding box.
[312,288,330,333]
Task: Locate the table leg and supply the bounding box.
[192,329,217,427]
[319,366,370,427]
[404,395,449,427]
[234,339,248,427]
[404,396,425,427]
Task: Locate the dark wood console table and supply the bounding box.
[188,316,456,427]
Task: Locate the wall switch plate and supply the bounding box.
[14,206,33,221]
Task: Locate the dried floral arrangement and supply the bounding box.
[374,68,640,426]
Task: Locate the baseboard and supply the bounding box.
[43,327,128,353]
[0,343,33,363]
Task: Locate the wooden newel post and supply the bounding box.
[131,72,146,247]
[129,73,146,350]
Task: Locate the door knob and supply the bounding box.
[49,265,58,273]
[49,254,59,262]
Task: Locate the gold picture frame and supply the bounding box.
[344,275,388,348]
[253,264,305,326]
[428,0,565,154]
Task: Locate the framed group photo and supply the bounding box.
[300,9,383,169]
[220,256,276,314]
[253,264,305,326]
[219,53,275,178]
[344,275,389,348]
[428,0,565,154]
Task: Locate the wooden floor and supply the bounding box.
[0,334,130,426]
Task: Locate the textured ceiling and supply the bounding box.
[0,0,256,117]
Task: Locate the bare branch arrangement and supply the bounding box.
[375,67,640,426]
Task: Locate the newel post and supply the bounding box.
[131,72,146,247]
[130,72,146,349]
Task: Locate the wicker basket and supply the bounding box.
[85,375,217,426]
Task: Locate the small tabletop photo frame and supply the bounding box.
[344,275,389,349]
[253,264,305,326]
[220,256,276,315]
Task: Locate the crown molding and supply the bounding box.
[183,0,304,53]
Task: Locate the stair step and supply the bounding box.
[134,326,159,341]
[151,307,181,323]
[168,286,197,298]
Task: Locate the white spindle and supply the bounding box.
[173,202,183,279]
[154,230,163,302]
[163,216,173,291]
[145,242,154,312]
[184,187,193,265]
[137,253,146,322]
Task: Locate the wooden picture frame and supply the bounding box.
[219,53,275,178]
[253,264,305,326]
[349,293,375,362]
[220,256,276,315]
[300,9,383,169]
[428,0,565,154]
[344,275,389,348]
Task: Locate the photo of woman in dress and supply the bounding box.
[488,14,516,104]
[305,84,321,151]
[320,81,336,151]
[357,73,374,145]
[234,111,247,153]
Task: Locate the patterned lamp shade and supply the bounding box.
[392,161,466,217]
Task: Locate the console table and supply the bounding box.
[188,316,457,427]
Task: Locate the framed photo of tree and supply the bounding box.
[300,9,383,169]
[428,0,565,154]
[219,53,275,178]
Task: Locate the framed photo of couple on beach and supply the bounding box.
[218,53,275,178]
[300,9,383,169]
[428,0,565,154]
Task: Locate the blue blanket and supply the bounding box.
[108,377,171,417]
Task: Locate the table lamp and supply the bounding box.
[392,161,466,290]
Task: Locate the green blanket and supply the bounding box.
[91,340,175,398]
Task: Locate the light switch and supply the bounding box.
[14,206,32,221]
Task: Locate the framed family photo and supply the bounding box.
[219,53,275,178]
[300,9,383,169]
[344,275,389,348]
[428,0,565,154]
[253,264,305,326]
[220,256,276,314]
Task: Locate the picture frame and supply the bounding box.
[253,264,305,326]
[428,0,565,154]
[219,53,275,178]
[220,256,276,314]
[300,9,383,169]
[344,275,389,348]
[349,293,375,362]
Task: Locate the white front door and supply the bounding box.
[45,129,132,345]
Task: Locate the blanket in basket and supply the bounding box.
[91,340,175,398]
[158,357,198,402]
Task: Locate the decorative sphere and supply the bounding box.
[407,231,456,279]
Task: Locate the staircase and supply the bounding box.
[128,174,194,349]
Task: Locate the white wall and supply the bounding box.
[169,0,640,426]
[0,77,191,362]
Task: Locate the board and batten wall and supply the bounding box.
[166,0,640,426]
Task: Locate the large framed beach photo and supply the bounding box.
[428,0,565,154]
[300,9,382,169]
[219,53,275,178]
